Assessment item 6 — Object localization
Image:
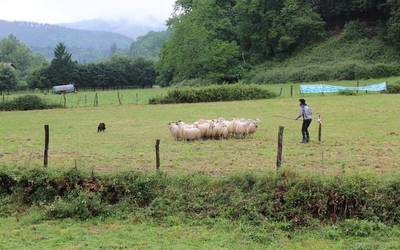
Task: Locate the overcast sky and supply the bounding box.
[0,0,176,24]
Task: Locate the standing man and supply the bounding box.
[296,99,313,143]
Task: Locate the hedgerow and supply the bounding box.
[0,167,399,224]
[149,84,277,104]
[0,95,62,111]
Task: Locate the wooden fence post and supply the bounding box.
[279,87,283,97]
[63,93,66,107]
[276,126,284,171]
[94,93,98,107]
[44,125,49,168]
[318,115,322,143]
[290,85,293,97]
[356,81,359,94]
[155,139,160,171]
[117,91,122,105]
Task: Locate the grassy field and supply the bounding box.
[1,80,400,249]
[0,215,399,250]
[2,76,398,108]
[0,85,399,176]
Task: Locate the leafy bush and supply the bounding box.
[149,84,277,104]
[385,84,400,93]
[45,189,107,220]
[0,95,62,111]
[341,220,389,237]
[338,90,357,96]
[1,168,400,224]
[341,21,368,41]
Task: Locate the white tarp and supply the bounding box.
[300,82,387,94]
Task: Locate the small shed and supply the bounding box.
[52,84,75,94]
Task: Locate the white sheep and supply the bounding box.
[183,127,201,141]
[168,118,260,141]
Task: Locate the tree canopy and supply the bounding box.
[157,0,400,86]
[0,34,47,85]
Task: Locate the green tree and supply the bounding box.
[0,65,18,93]
[0,34,47,84]
[129,31,171,60]
[27,67,51,89]
[157,0,241,85]
[47,42,78,86]
[386,0,400,49]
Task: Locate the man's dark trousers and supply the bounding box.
[302,119,312,142]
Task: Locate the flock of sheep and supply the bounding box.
[168,118,260,141]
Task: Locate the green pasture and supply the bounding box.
[1,76,397,108]
[0,215,399,250]
[1,88,399,176]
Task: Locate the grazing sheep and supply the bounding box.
[98,123,106,133]
[168,122,181,140]
[168,118,261,141]
[183,127,201,140]
[196,123,210,138]
[246,122,258,136]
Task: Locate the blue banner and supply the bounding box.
[300,82,387,94]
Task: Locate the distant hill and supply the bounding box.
[0,20,133,62]
[130,30,171,60]
[59,19,167,39]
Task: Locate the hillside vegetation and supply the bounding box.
[157,0,400,85]
[246,24,400,83]
[129,31,171,60]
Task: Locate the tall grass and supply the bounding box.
[246,36,400,84]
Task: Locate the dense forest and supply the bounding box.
[156,0,400,85]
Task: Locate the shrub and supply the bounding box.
[45,189,107,220]
[338,90,357,96]
[341,220,389,237]
[149,84,277,104]
[0,95,62,111]
[1,168,400,224]
[385,84,400,93]
[341,21,368,41]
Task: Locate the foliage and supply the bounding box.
[47,42,78,85]
[385,83,400,93]
[157,0,400,85]
[130,31,171,60]
[0,95,62,111]
[385,0,400,49]
[45,189,107,220]
[1,168,400,225]
[28,50,157,90]
[0,34,47,85]
[338,90,357,96]
[341,21,369,41]
[0,65,18,92]
[246,35,400,83]
[75,56,156,89]
[157,2,242,86]
[148,84,277,104]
